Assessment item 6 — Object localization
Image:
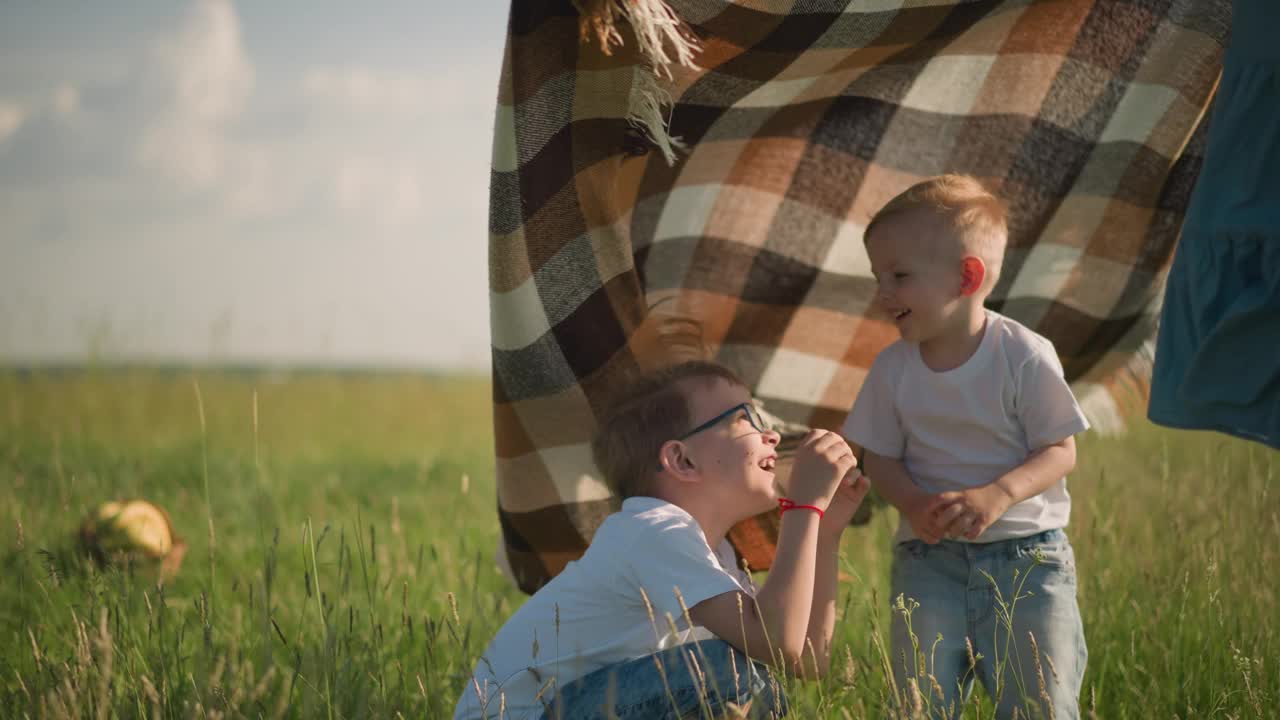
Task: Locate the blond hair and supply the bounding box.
[865,174,1009,289]
[591,361,744,499]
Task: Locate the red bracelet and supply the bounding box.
[778,498,824,518]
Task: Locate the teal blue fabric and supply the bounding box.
[1149,0,1280,449]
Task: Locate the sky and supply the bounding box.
[0,1,510,370]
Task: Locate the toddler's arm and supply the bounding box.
[936,436,1076,540]
[938,344,1088,540]
[993,436,1076,503]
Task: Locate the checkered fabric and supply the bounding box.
[490,0,1228,593]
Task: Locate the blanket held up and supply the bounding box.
[489,0,1228,593]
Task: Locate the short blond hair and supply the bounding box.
[591,361,744,499]
[865,174,1009,289]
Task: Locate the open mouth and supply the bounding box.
[759,455,777,472]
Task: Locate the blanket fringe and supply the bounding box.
[575,0,699,74]
[575,0,700,164]
[629,68,686,164]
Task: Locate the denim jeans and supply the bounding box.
[538,639,787,720]
[889,529,1087,720]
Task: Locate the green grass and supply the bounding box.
[0,368,1275,718]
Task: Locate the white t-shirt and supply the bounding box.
[453,497,755,720]
[842,310,1090,544]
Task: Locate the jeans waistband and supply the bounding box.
[901,528,1068,560]
[988,528,1066,548]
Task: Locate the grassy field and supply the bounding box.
[1,368,1275,719]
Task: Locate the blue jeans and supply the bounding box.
[538,639,787,720]
[889,529,1087,720]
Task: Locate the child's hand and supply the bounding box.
[818,471,872,544]
[787,430,858,508]
[901,494,948,544]
[933,484,1014,540]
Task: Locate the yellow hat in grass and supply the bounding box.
[80,499,186,579]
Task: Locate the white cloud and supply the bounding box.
[302,67,433,115]
[302,65,490,114]
[84,0,495,230]
[332,154,426,228]
[292,63,496,230]
[138,0,254,187]
[52,85,79,117]
[0,100,24,143]
[0,2,504,368]
[124,1,493,229]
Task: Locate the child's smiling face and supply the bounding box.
[677,377,782,514]
[864,209,968,344]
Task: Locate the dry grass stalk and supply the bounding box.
[1028,631,1054,720]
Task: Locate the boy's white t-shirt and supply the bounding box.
[453,497,755,720]
[842,310,1090,544]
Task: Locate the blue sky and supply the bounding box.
[0,1,510,369]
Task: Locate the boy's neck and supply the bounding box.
[919,303,988,372]
[656,490,734,550]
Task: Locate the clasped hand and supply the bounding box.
[906,483,1014,543]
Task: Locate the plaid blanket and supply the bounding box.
[489,0,1228,593]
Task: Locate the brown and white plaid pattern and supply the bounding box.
[489,0,1228,593]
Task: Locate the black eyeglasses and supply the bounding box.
[676,402,769,440]
[657,402,770,471]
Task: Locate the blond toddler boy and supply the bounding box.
[843,175,1090,720]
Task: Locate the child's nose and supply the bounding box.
[763,429,781,446]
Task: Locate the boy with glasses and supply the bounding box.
[455,361,870,719]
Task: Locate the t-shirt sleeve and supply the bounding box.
[841,349,906,459]
[715,540,757,593]
[1016,343,1091,448]
[628,519,747,623]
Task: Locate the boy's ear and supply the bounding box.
[960,256,986,297]
[658,440,697,478]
